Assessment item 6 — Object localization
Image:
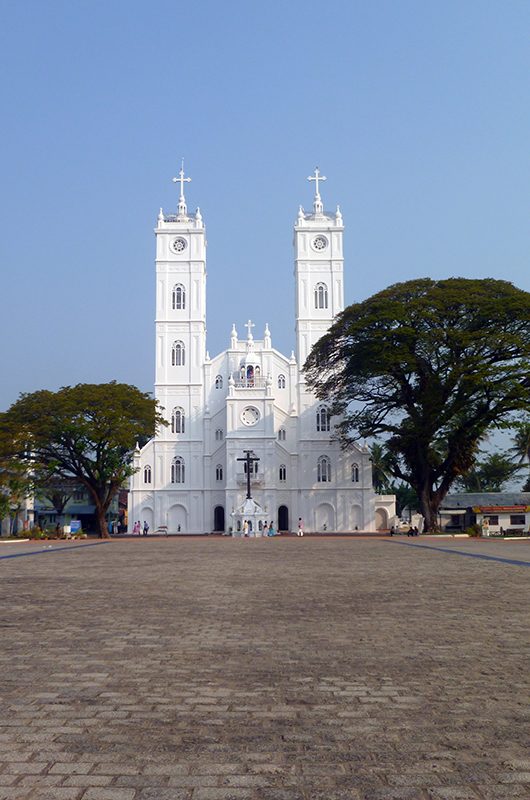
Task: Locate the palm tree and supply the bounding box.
[369,442,393,493]
[510,420,530,490]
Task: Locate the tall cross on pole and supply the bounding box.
[307,166,326,214]
[172,160,192,216]
[237,450,260,499]
[244,319,255,339]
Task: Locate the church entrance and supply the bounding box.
[278,505,289,533]
[214,506,225,532]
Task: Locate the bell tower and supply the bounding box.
[154,163,206,436]
[294,168,344,370]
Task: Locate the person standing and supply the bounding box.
[143,520,149,536]
[297,518,304,537]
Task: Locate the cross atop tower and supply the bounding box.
[244,319,255,339]
[172,160,192,218]
[307,166,326,215]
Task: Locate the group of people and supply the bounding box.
[240,520,276,537]
[237,518,306,537]
[389,525,420,536]
[132,520,150,536]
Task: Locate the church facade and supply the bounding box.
[128,168,395,534]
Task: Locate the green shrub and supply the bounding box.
[465,524,482,537]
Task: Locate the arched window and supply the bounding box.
[216,464,223,481]
[278,428,286,441]
[172,283,186,310]
[316,405,331,432]
[317,455,331,483]
[246,365,254,386]
[215,428,223,441]
[314,282,329,309]
[351,463,359,482]
[215,375,223,389]
[171,407,185,434]
[279,464,286,482]
[172,340,185,366]
[143,465,152,484]
[278,374,286,389]
[171,457,185,484]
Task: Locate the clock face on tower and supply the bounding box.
[241,406,260,426]
[171,237,187,253]
[312,235,328,251]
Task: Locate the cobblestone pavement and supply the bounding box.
[1,536,529,800]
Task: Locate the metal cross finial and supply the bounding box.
[307,166,327,197]
[244,319,255,338]
[172,160,192,199]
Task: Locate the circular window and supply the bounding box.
[312,235,328,251]
[241,406,260,426]
[171,237,187,253]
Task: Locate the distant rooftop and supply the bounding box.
[441,492,530,509]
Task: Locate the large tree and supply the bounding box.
[304,278,530,531]
[0,382,166,538]
[0,456,32,535]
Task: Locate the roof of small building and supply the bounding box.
[441,492,530,510]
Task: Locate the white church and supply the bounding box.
[128,167,395,534]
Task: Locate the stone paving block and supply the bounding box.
[498,772,530,783]
[137,791,191,800]
[63,776,114,787]
[426,788,481,799]
[49,762,95,774]
[81,789,137,800]
[193,790,255,800]
[7,762,49,774]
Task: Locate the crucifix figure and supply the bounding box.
[244,319,255,339]
[237,450,260,499]
[172,160,192,216]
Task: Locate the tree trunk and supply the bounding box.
[417,486,440,533]
[96,507,111,539]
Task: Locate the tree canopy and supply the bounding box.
[455,452,522,493]
[304,278,530,530]
[0,382,166,537]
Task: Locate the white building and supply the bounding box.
[129,167,395,534]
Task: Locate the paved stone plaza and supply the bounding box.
[0,536,529,800]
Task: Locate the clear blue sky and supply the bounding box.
[1,0,529,411]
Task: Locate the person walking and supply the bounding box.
[297,518,304,537]
[143,520,149,536]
